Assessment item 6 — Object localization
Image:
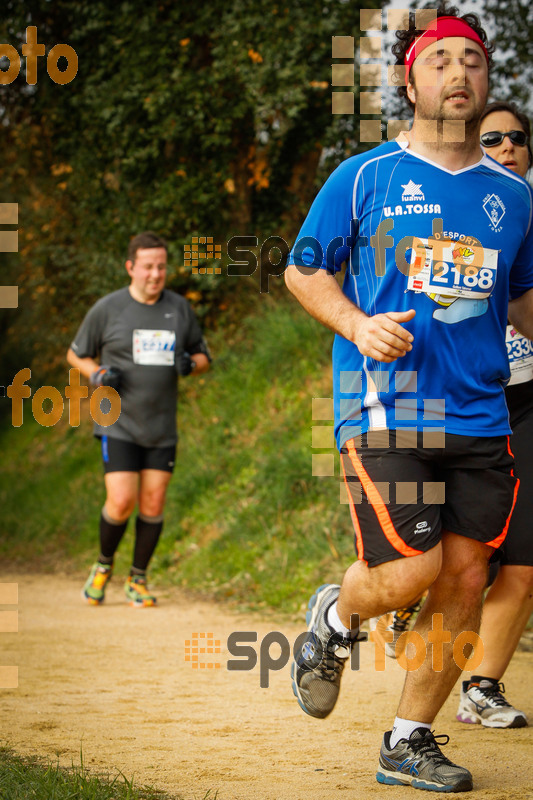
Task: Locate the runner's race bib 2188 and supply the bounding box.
[407,239,498,300]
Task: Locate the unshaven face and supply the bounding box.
[408,37,488,125]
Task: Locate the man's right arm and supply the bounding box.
[284,265,415,364]
[67,300,107,381]
[66,348,101,381]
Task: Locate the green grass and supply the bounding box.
[0,299,353,614]
[0,747,217,800]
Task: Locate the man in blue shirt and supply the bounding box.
[287,6,533,794]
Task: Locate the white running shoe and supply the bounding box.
[456,679,527,728]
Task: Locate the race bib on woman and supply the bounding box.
[506,324,533,385]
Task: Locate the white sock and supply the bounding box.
[327,601,352,636]
[389,718,431,749]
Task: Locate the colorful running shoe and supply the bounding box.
[456,679,527,728]
[291,583,366,719]
[82,562,113,605]
[124,574,157,608]
[383,600,422,659]
[376,727,473,793]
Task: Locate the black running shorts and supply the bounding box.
[101,435,176,473]
[494,409,533,566]
[341,431,518,568]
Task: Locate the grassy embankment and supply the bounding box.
[1,299,354,615]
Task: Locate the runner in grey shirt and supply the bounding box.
[71,285,204,447]
[67,231,210,607]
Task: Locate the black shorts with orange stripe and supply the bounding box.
[341,431,518,568]
[493,398,533,566]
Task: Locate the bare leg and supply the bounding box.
[475,564,533,679]
[336,543,442,625]
[104,471,139,521]
[130,469,172,575]
[138,469,172,517]
[397,531,491,723]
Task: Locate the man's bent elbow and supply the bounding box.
[66,348,77,367]
[285,263,314,297]
[284,263,298,294]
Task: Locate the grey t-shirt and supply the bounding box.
[71,287,204,447]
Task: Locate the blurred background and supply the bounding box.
[1,0,531,611]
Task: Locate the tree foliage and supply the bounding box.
[0,0,382,382]
[481,0,533,112]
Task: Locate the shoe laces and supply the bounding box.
[409,730,453,766]
[473,681,511,708]
[319,630,366,678]
[129,576,150,593]
[391,602,421,633]
[92,568,111,589]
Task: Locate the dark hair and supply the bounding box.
[480,100,533,170]
[391,2,495,111]
[127,231,168,262]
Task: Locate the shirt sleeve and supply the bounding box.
[287,157,359,273]
[70,299,108,359]
[183,301,209,356]
[509,210,533,299]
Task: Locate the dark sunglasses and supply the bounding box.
[480,129,528,147]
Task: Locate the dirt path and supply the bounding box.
[1,574,532,799]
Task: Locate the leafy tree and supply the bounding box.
[481,0,533,112]
[0,0,383,384]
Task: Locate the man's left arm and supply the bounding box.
[182,298,212,376]
[508,288,533,339]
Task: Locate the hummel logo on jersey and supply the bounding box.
[402,180,425,202]
[164,313,174,318]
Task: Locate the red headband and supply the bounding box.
[404,16,489,85]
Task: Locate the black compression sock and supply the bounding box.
[132,513,163,572]
[99,507,129,561]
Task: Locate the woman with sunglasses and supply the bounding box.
[480,102,532,178]
[456,100,533,728]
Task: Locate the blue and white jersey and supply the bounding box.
[288,140,533,448]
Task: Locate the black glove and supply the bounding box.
[178,352,197,376]
[90,365,122,391]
